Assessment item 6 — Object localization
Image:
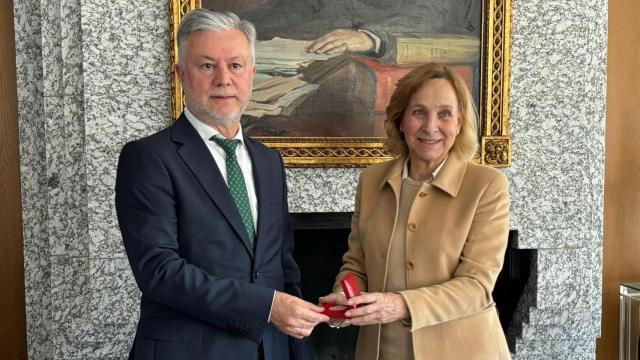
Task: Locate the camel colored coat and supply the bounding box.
[334,152,511,360]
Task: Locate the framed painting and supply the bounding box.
[169,0,511,167]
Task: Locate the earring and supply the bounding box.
[399,127,404,133]
[456,129,460,135]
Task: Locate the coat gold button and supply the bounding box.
[408,223,417,232]
[406,261,414,270]
[419,192,428,198]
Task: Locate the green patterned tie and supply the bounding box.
[211,136,255,245]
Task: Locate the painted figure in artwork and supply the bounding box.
[204,0,481,137]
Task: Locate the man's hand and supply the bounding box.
[319,292,349,328]
[343,292,409,326]
[307,29,375,55]
[270,291,329,339]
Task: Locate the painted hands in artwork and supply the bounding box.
[307,29,375,55]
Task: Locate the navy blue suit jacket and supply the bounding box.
[115,114,311,360]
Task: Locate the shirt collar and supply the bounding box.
[184,106,246,145]
[401,155,448,183]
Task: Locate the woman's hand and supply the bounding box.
[319,292,350,328]
[306,29,375,55]
[343,292,409,326]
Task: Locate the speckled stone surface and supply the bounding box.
[504,0,607,358]
[84,94,171,258]
[89,258,139,324]
[14,0,607,358]
[14,0,52,358]
[81,0,171,97]
[507,0,607,250]
[41,0,84,97]
[45,95,87,257]
[286,168,361,213]
[15,0,169,358]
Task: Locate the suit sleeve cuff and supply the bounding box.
[267,290,276,323]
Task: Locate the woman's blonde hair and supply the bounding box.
[383,63,478,160]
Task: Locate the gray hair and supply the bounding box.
[177,9,256,64]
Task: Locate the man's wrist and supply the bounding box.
[267,290,276,323]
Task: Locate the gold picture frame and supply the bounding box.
[169,0,511,167]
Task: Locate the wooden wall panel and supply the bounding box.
[0,0,27,359]
[596,0,640,358]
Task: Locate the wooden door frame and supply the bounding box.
[0,0,28,358]
[596,0,640,358]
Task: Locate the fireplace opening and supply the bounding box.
[291,212,532,359]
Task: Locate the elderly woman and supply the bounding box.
[320,63,511,359]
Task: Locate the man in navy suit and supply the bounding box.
[115,9,329,359]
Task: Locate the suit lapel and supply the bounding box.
[171,114,255,257]
[244,137,269,257]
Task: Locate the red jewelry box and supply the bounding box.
[321,273,361,319]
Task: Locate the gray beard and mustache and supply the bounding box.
[184,86,251,127]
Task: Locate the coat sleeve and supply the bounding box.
[115,141,274,342]
[399,171,510,331]
[272,154,315,360]
[278,155,303,299]
[332,173,369,294]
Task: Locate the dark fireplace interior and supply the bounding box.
[291,212,532,360]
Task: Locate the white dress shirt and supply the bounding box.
[184,107,258,231]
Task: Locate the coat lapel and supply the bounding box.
[431,152,467,197]
[379,152,468,198]
[379,155,405,199]
[171,114,255,257]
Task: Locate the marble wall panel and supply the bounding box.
[81,0,170,97]
[89,257,139,325]
[84,94,171,257]
[45,95,88,257]
[286,168,361,213]
[40,0,83,97]
[50,256,90,359]
[14,0,52,357]
[513,339,595,360]
[507,1,606,250]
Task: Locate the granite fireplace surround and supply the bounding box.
[14,0,606,359]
